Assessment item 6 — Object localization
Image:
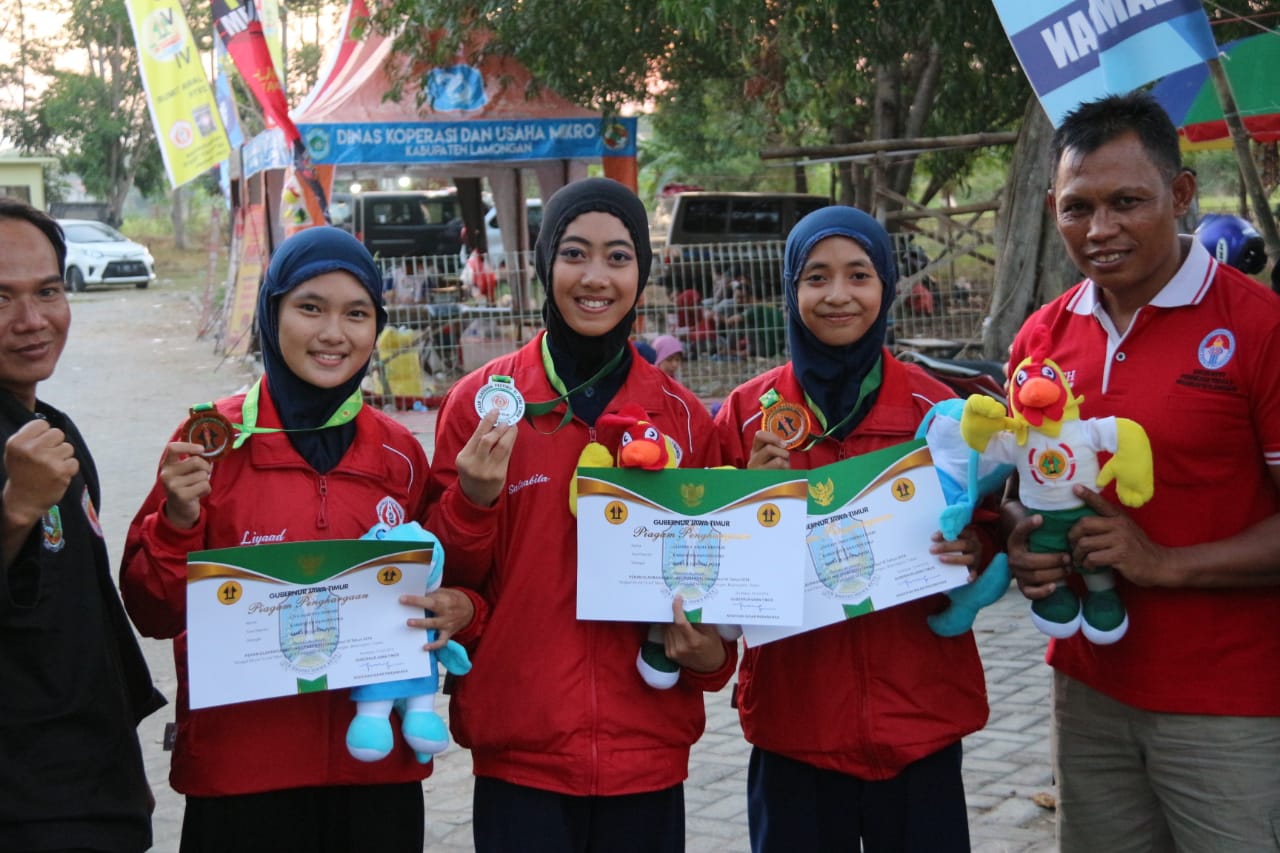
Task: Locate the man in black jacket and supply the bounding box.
[0,198,165,852]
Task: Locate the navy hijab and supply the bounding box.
[783,205,897,440]
[533,178,652,422]
[257,226,387,473]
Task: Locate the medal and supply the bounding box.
[759,389,811,450]
[182,404,235,459]
[474,375,526,426]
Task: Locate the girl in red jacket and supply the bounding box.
[120,227,474,853]
[426,178,735,852]
[713,206,992,852]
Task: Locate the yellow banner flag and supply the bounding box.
[126,0,231,188]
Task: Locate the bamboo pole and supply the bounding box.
[760,132,1019,162]
[1206,56,1280,266]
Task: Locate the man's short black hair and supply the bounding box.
[0,196,67,277]
[1050,91,1183,185]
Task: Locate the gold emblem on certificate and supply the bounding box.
[182,405,235,459]
[474,375,526,426]
[760,389,810,450]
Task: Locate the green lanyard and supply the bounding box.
[800,358,883,451]
[523,336,626,432]
[229,379,364,450]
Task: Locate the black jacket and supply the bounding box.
[0,390,165,852]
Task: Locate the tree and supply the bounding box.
[367,0,1030,209]
[0,0,165,223]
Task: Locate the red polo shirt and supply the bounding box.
[1011,240,1280,715]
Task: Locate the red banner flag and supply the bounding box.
[211,0,298,145]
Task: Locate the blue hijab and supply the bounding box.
[257,226,387,473]
[783,205,897,440]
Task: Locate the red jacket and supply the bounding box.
[427,335,735,796]
[120,386,433,796]
[713,354,990,779]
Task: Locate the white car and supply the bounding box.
[461,199,542,270]
[58,219,157,291]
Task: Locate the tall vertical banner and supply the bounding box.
[212,0,330,223]
[211,0,298,143]
[256,0,287,92]
[991,0,1218,125]
[126,0,231,188]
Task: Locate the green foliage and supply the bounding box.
[370,0,1030,205]
[0,0,161,218]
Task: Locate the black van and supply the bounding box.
[332,190,467,260]
[651,191,828,297]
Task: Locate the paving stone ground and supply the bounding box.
[54,286,1057,851]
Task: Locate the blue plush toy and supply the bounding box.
[916,399,1015,637]
[346,521,472,764]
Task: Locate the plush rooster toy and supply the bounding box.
[571,404,739,689]
[960,326,1154,645]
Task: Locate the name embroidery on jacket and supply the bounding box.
[509,473,550,495]
[240,528,287,545]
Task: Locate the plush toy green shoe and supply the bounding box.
[1030,585,1083,639]
[1081,588,1129,645]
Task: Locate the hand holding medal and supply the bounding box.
[456,377,521,508]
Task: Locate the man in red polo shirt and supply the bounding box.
[1003,92,1280,851]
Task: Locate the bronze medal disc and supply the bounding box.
[182,409,235,459]
[762,401,811,450]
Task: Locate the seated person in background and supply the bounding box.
[651,334,685,380]
[674,288,718,358]
[720,281,784,358]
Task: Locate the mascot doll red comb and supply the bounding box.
[960,325,1154,644]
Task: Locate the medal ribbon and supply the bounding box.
[799,358,883,450]
[227,379,364,450]
[523,336,627,432]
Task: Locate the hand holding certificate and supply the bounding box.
[185,539,437,709]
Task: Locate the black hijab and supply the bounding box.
[782,205,897,440]
[532,178,652,423]
[257,226,387,473]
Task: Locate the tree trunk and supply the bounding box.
[172,185,188,250]
[984,96,1078,360]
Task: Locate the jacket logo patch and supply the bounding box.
[376,496,405,528]
[81,486,103,539]
[42,506,65,552]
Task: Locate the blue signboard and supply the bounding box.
[242,127,292,178]
[992,0,1217,125]
[296,116,637,167]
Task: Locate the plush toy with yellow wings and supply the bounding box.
[960,326,1154,644]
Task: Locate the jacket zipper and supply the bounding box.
[316,475,329,529]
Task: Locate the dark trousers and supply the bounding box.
[747,743,970,852]
[180,782,424,853]
[473,775,685,853]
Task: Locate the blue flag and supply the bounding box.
[992,0,1218,125]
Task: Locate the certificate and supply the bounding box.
[186,539,434,710]
[576,468,809,627]
[744,439,967,646]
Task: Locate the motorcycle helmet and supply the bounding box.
[1195,214,1266,275]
